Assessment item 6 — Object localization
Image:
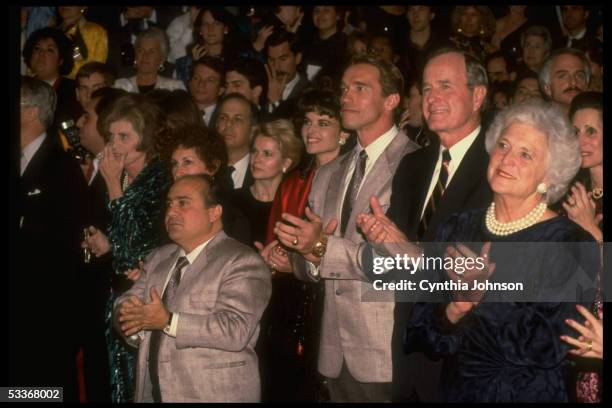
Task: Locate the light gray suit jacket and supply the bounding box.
[113,231,271,402]
[291,131,419,383]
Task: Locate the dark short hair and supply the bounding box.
[175,173,222,208]
[215,92,260,126]
[225,57,268,106]
[265,30,302,56]
[23,27,74,76]
[190,55,226,85]
[485,51,516,75]
[76,61,116,86]
[347,52,405,122]
[165,125,228,176]
[98,93,163,161]
[569,91,603,121]
[297,87,342,122]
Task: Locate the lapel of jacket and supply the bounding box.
[352,133,406,217]
[150,246,181,302]
[324,150,353,224]
[424,128,488,240]
[173,231,228,301]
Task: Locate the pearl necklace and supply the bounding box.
[485,201,547,236]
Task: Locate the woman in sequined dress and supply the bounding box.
[82,93,171,402]
[560,91,603,403]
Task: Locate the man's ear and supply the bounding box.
[209,204,223,223]
[430,12,435,22]
[543,84,552,98]
[472,85,487,112]
[384,93,400,112]
[295,52,302,66]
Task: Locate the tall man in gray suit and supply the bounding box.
[113,174,271,402]
[274,53,419,402]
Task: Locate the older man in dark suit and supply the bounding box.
[357,47,493,402]
[114,174,271,402]
[13,77,89,401]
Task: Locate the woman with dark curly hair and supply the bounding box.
[164,125,252,246]
[82,93,172,402]
[22,27,82,132]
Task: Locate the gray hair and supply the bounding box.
[136,27,169,60]
[423,47,489,111]
[539,48,591,96]
[21,76,56,129]
[485,100,580,204]
[521,25,553,56]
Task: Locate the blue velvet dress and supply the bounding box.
[104,159,171,403]
[404,208,597,402]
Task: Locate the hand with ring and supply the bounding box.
[561,304,603,359]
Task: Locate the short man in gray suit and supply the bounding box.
[113,174,271,402]
[274,53,420,402]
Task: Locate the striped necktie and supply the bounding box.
[418,149,451,240]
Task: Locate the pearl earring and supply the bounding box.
[338,138,346,146]
[282,167,287,174]
[537,183,547,194]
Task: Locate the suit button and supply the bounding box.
[335,289,342,296]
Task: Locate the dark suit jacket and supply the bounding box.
[13,134,89,399]
[387,127,493,402]
[265,73,310,120]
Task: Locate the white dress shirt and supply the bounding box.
[567,27,587,47]
[231,153,250,189]
[202,103,217,127]
[339,125,399,206]
[268,72,301,112]
[419,126,481,220]
[162,237,214,337]
[21,132,46,176]
[88,154,102,185]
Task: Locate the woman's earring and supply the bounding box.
[158,64,164,72]
[537,183,547,194]
[282,167,287,174]
[338,137,346,146]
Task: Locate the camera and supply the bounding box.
[60,120,92,163]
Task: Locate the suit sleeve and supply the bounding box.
[112,249,160,345]
[174,252,272,352]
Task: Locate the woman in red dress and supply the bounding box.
[255,87,350,402]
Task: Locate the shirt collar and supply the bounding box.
[178,234,215,264]
[441,125,480,165]
[282,72,301,100]
[570,27,587,40]
[357,125,399,165]
[22,132,47,165]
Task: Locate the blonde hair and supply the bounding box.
[253,119,303,172]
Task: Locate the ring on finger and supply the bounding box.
[292,236,299,246]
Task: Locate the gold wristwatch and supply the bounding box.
[311,234,328,258]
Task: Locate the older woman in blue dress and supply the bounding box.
[357,100,596,402]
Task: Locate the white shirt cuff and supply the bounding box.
[306,261,320,278]
[163,313,179,337]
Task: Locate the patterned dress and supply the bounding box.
[104,159,171,403]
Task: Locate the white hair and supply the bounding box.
[485,100,581,203]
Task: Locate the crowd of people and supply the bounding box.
[15,5,604,403]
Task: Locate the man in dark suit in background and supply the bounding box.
[385,48,493,402]
[13,76,89,401]
[264,31,310,119]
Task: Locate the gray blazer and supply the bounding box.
[113,231,271,402]
[291,131,419,383]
